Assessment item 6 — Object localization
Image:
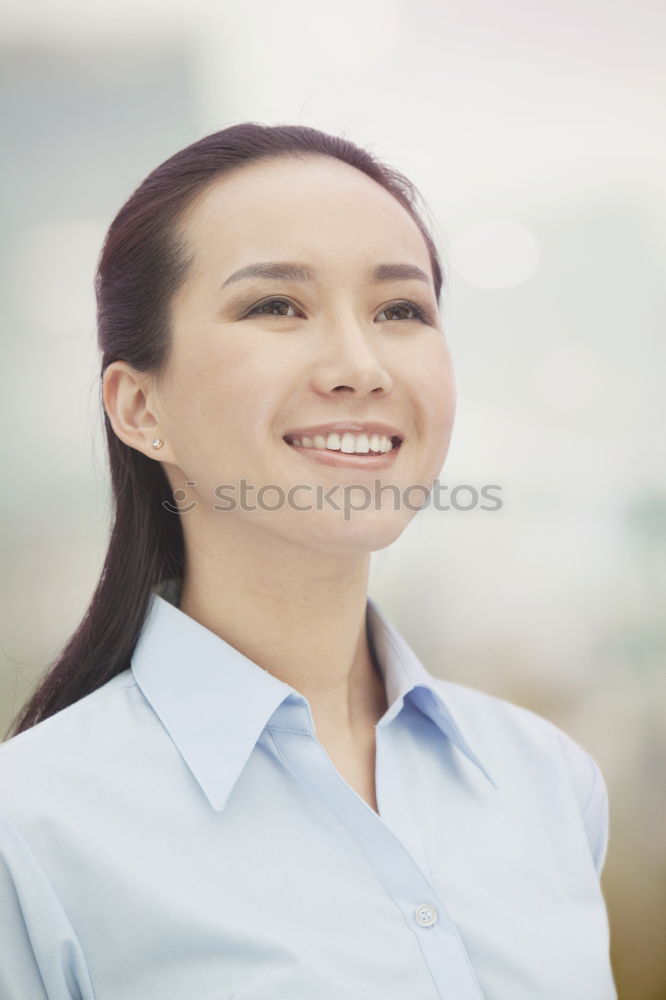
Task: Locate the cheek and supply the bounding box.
[180,339,258,413]
[412,342,457,429]
[179,342,292,454]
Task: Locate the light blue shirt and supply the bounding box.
[0,584,617,999]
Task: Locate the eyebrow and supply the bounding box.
[220,261,432,289]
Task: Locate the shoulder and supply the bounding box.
[0,671,143,812]
[1,670,138,754]
[432,677,610,872]
[432,675,603,802]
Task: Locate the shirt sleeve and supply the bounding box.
[0,807,95,1000]
[555,728,611,876]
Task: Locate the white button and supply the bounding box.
[415,903,438,927]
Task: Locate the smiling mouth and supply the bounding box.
[283,433,402,456]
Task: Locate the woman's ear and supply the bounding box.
[102,361,173,462]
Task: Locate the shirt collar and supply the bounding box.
[131,583,497,812]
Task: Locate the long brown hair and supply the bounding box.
[4,123,445,740]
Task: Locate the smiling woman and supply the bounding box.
[0,124,617,999]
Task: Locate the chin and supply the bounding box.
[294,508,418,555]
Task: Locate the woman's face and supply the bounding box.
[151,154,456,554]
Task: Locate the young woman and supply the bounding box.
[0,124,617,999]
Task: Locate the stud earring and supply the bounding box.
[151,438,164,450]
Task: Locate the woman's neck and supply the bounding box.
[177,523,388,745]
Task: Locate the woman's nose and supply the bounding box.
[310,315,394,396]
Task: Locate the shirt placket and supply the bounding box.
[268,725,486,1000]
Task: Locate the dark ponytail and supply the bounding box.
[4,122,444,739]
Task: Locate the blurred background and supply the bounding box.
[1,1,664,996]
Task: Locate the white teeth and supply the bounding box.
[288,431,397,454]
[340,433,356,454]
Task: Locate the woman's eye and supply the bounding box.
[246,297,300,318]
[377,300,429,323]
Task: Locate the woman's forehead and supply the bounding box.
[181,159,430,277]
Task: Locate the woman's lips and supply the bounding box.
[284,439,401,469]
